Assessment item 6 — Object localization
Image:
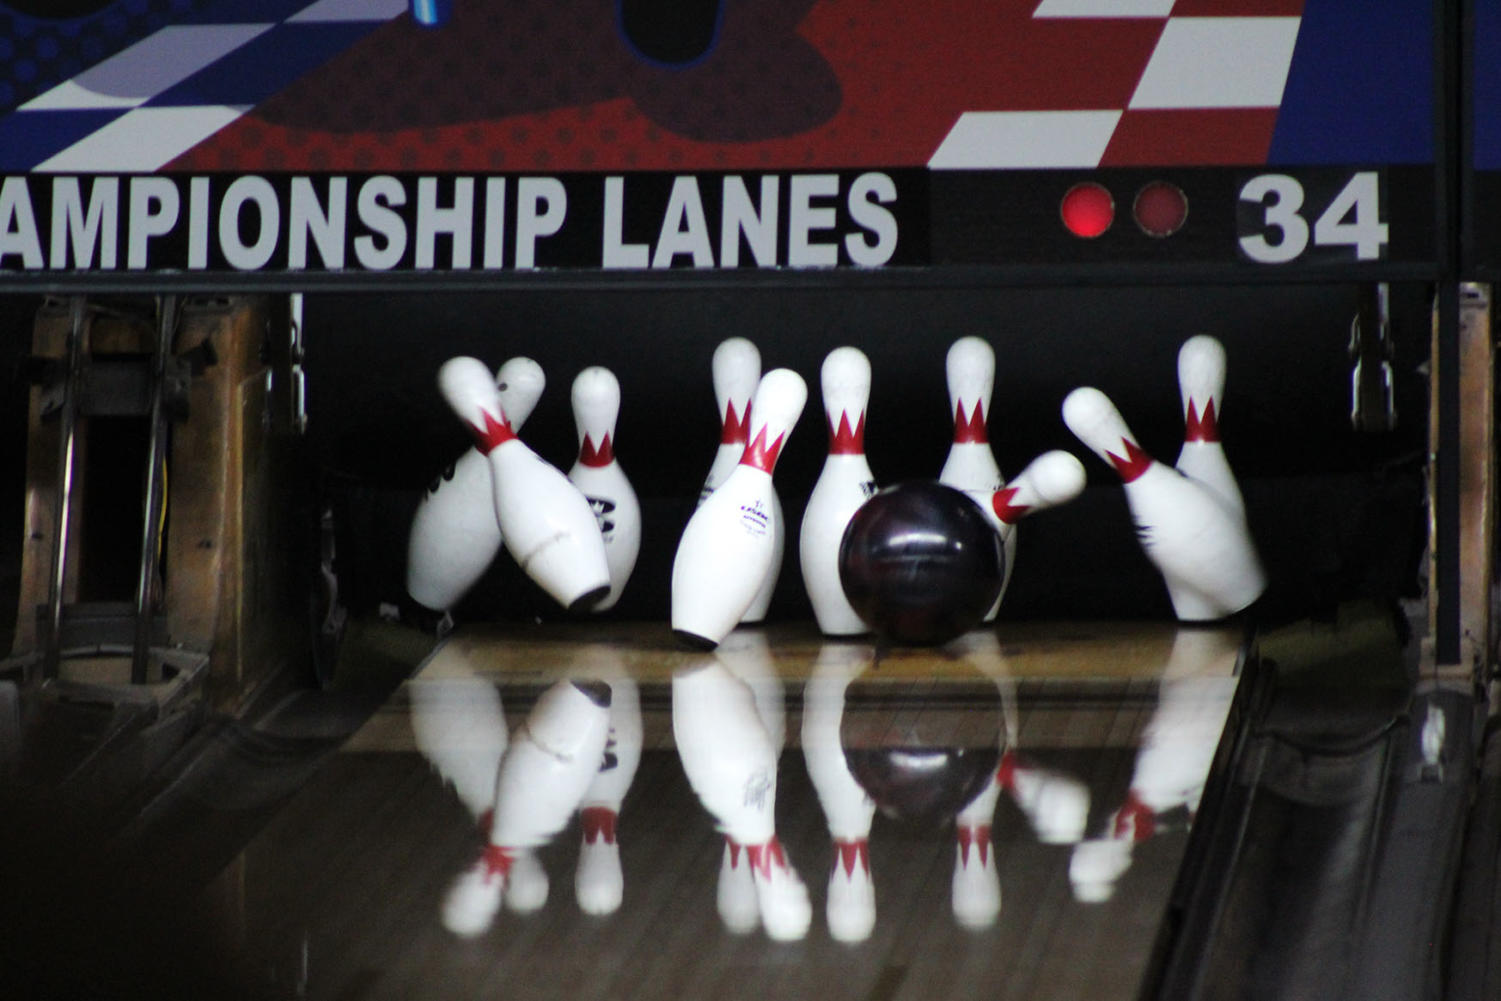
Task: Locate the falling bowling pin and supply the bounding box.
[568,367,642,611]
[442,678,611,937]
[673,369,807,649]
[800,347,878,636]
[673,659,811,941]
[406,357,545,611]
[439,356,611,612]
[938,337,1012,618]
[1175,335,1246,519]
[1062,386,1265,621]
[699,338,783,624]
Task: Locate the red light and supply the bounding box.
[1060,182,1114,238]
[1133,181,1188,237]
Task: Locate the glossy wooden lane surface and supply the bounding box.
[222,620,1245,1001]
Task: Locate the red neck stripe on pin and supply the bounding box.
[470,407,517,453]
[1106,438,1154,483]
[721,401,751,445]
[1184,399,1221,443]
[953,399,988,444]
[834,839,870,877]
[956,824,991,868]
[740,426,787,472]
[1111,790,1156,841]
[828,411,866,454]
[580,806,618,844]
[578,432,615,467]
[991,486,1030,525]
[747,838,787,879]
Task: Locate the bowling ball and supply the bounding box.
[838,481,1005,646]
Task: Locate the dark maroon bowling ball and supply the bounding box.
[837,481,1005,646]
[843,745,1001,824]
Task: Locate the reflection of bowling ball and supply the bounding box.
[843,746,1001,825]
[840,683,1003,825]
[838,481,1004,646]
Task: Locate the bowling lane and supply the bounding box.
[216,619,1246,1001]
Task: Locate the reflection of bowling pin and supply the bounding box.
[673,370,807,649]
[699,338,783,624]
[1063,386,1265,621]
[568,367,642,611]
[575,664,643,916]
[938,337,1011,620]
[1175,335,1246,519]
[439,357,611,612]
[407,358,545,611]
[442,679,611,937]
[802,644,878,942]
[674,660,811,941]
[407,637,550,917]
[800,347,878,636]
[1070,628,1239,903]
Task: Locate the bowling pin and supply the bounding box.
[938,337,1012,619]
[1175,335,1246,519]
[406,358,545,611]
[800,347,879,636]
[438,357,611,612]
[801,643,878,942]
[1062,386,1265,621]
[442,678,611,937]
[568,367,642,611]
[673,659,811,941]
[673,369,807,649]
[952,774,1004,930]
[574,662,643,916]
[699,338,784,624]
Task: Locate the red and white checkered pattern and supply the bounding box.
[928,0,1303,169]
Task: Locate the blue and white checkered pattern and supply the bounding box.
[1,0,404,171]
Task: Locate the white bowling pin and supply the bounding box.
[718,629,785,752]
[800,347,879,636]
[801,644,878,942]
[938,337,1012,619]
[674,660,811,941]
[406,358,545,611]
[438,357,611,612]
[1175,335,1246,519]
[442,679,611,937]
[697,337,783,625]
[1062,386,1265,621]
[672,369,807,649]
[575,667,643,916]
[568,367,642,612]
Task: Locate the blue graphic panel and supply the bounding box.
[1269,0,1434,165]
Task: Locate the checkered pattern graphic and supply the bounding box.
[1,0,1395,175]
[929,0,1304,169]
[0,0,404,171]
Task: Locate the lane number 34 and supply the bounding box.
[1237,171,1388,264]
